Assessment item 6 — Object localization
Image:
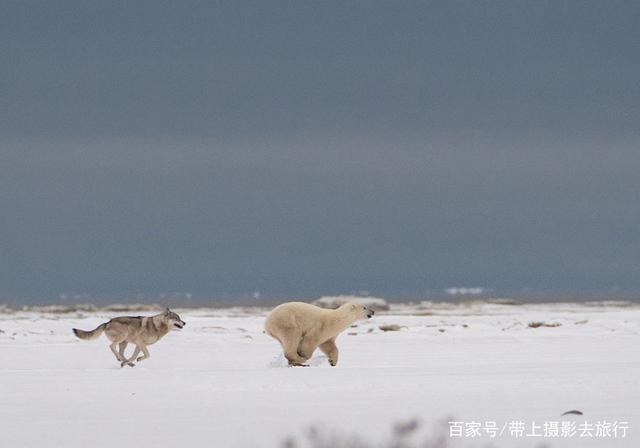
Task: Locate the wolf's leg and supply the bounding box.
[121,346,140,368]
[117,342,128,362]
[109,342,122,362]
[136,344,150,362]
[319,338,339,366]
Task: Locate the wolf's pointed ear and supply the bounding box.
[164,307,170,314]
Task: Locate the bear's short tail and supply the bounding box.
[72,323,106,341]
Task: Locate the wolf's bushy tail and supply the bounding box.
[72,323,106,340]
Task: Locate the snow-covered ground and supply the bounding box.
[0,302,638,447]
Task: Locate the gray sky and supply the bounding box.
[1,1,639,301]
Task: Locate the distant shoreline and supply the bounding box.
[1,298,638,315]
[2,290,640,309]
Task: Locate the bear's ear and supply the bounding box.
[350,304,357,311]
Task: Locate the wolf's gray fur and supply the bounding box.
[73,308,185,367]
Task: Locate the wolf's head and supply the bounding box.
[162,308,186,330]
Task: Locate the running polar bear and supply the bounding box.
[265,301,375,366]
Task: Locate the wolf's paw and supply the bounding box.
[121,361,135,368]
[136,356,144,362]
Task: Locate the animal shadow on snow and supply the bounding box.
[269,353,328,368]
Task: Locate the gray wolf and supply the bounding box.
[73,308,185,367]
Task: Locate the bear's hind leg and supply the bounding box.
[319,338,339,366]
[281,334,309,366]
[296,335,319,363]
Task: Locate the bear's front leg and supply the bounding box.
[319,339,339,366]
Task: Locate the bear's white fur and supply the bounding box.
[264,301,374,366]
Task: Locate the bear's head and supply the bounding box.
[349,303,375,320]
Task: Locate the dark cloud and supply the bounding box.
[1,1,639,300]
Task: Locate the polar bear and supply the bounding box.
[265,301,375,366]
